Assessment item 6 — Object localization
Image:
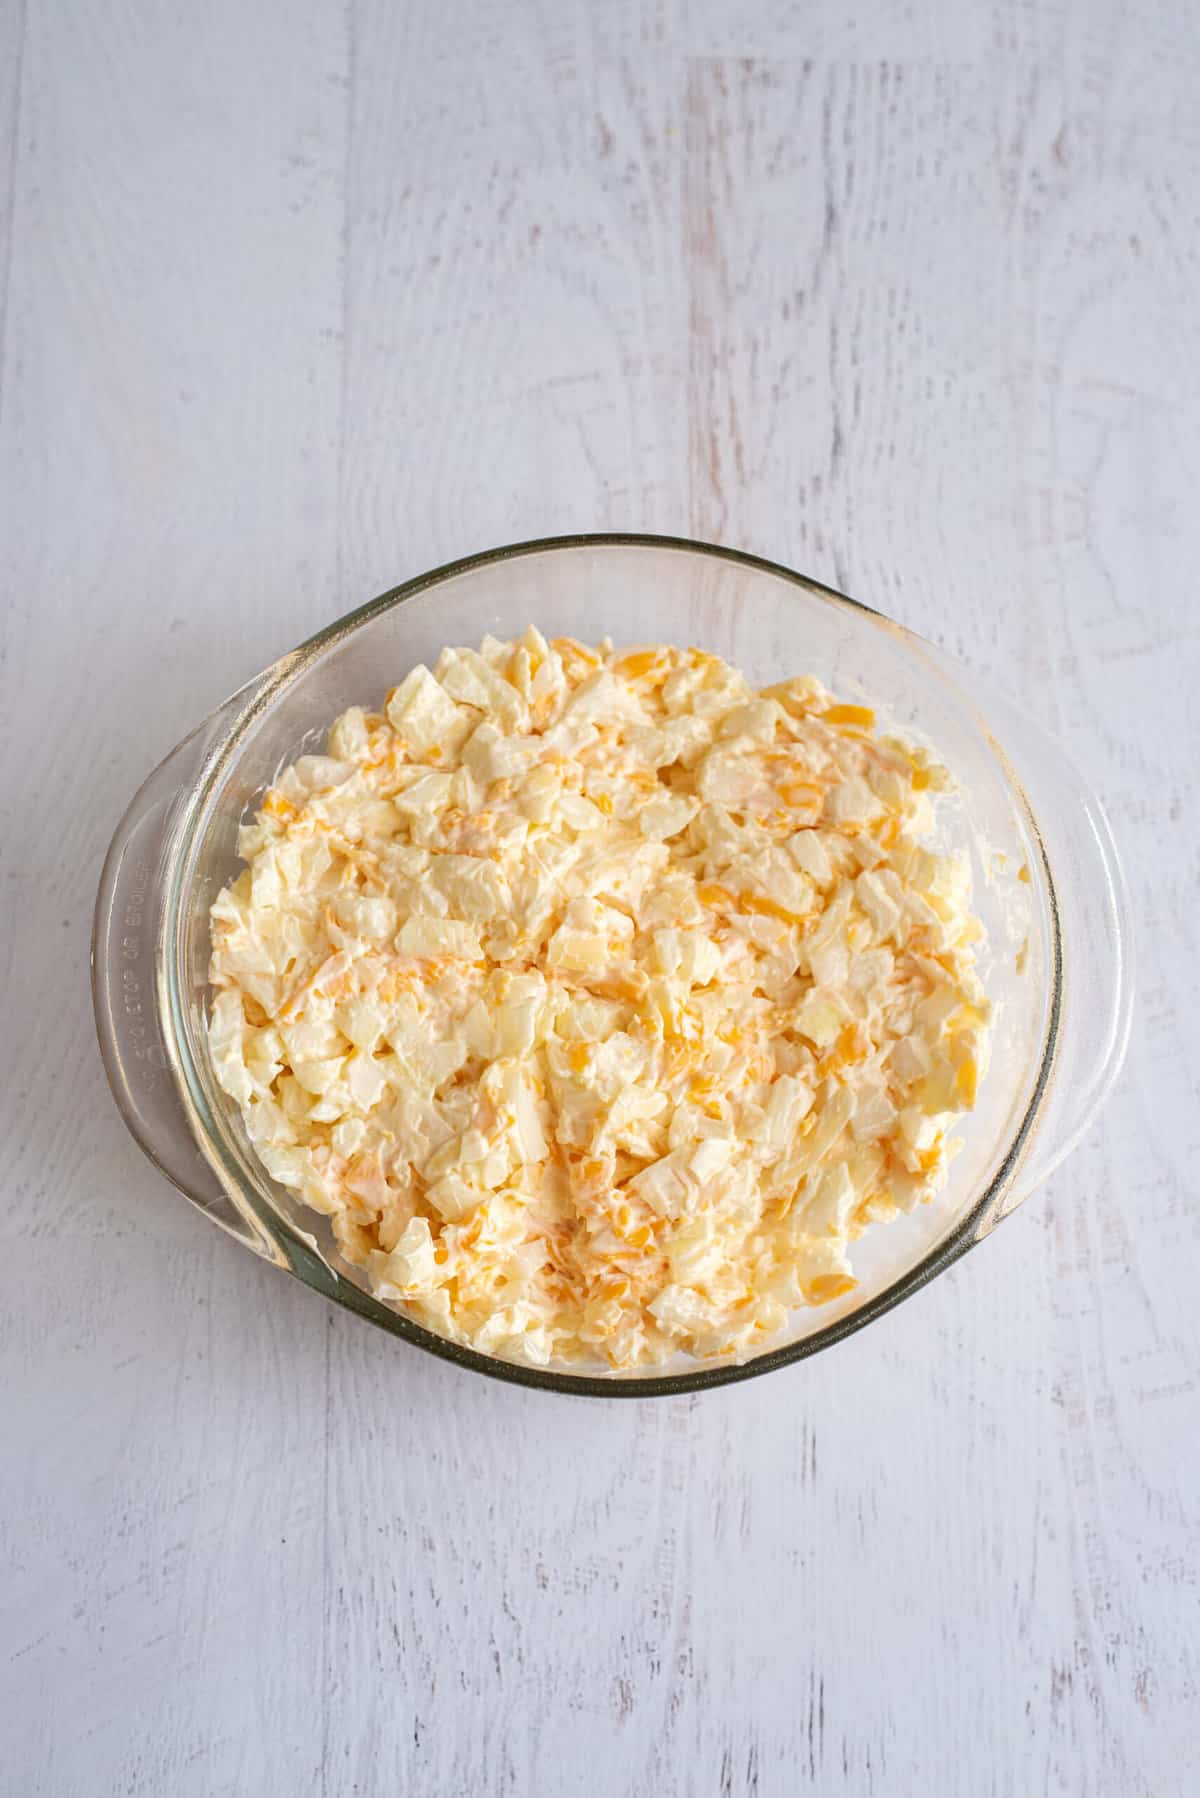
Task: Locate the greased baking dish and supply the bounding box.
[93,535,1134,1395]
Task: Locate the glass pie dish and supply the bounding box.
[92,535,1134,1395]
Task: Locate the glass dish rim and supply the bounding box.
[158,531,1062,1398]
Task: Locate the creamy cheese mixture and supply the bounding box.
[208,630,990,1369]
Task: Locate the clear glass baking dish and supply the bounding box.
[92,535,1134,1395]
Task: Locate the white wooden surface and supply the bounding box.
[2,1,1198,1792]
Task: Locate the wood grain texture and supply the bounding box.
[2,1,1197,1793]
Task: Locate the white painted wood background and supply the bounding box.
[2,0,1197,1792]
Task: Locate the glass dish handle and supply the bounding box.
[91,690,274,1256]
[972,684,1136,1230]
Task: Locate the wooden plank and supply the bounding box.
[1,1237,330,1795]
[0,1,347,1789]
[0,0,348,1243]
[335,0,689,606]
